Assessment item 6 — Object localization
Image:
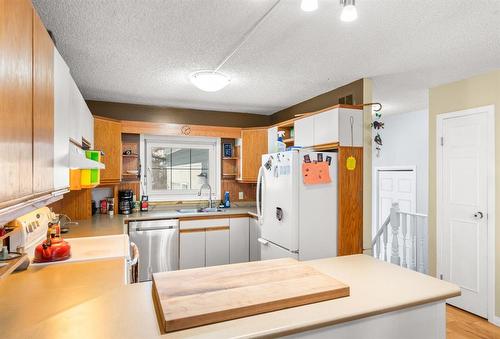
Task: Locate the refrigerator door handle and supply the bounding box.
[256,166,265,225]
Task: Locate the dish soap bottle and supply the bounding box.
[224,191,231,208]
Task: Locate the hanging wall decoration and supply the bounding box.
[363,103,384,157]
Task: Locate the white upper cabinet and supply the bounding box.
[53,48,70,190]
[294,107,363,148]
[313,109,339,146]
[294,115,314,147]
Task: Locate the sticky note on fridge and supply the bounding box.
[302,162,331,185]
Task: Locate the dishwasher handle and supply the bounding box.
[131,225,176,232]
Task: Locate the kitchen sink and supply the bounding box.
[177,208,226,214]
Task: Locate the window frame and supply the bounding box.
[141,135,221,201]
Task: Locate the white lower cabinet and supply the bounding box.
[249,217,261,261]
[229,217,249,263]
[179,231,205,269]
[206,229,230,267]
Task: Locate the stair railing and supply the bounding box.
[371,202,427,272]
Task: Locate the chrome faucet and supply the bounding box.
[198,183,212,209]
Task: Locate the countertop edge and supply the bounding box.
[254,291,461,338]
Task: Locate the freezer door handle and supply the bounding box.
[257,238,269,245]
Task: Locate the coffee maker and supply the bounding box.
[118,190,133,214]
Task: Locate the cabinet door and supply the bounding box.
[33,10,54,194]
[240,128,268,182]
[249,217,261,261]
[53,49,71,190]
[294,116,314,147]
[179,230,205,269]
[206,228,229,267]
[68,78,81,144]
[94,117,122,182]
[229,217,249,263]
[0,0,33,205]
[313,109,338,146]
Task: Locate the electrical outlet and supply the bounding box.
[238,192,244,200]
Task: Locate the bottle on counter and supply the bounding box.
[141,195,149,212]
[224,191,230,208]
[107,197,114,216]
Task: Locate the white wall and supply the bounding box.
[372,109,429,214]
[372,109,429,271]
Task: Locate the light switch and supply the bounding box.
[238,191,244,199]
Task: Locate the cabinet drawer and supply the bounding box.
[179,218,230,230]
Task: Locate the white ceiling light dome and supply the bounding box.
[340,0,358,22]
[301,0,318,12]
[189,70,231,92]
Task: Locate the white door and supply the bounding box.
[438,111,489,318]
[376,169,416,230]
[261,151,299,251]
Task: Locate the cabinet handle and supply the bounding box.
[257,238,269,245]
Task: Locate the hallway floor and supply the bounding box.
[447,305,500,339]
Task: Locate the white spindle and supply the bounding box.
[390,203,401,265]
[376,233,381,259]
[383,222,388,262]
[401,214,408,268]
[410,214,417,271]
[418,216,425,273]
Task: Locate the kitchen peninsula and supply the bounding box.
[1,255,459,339]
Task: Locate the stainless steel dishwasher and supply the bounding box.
[128,219,179,282]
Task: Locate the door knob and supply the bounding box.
[473,211,484,219]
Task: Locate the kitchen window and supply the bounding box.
[143,137,221,201]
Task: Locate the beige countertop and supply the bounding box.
[0,255,460,339]
[65,206,257,238]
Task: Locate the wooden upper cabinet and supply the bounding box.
[239,128,268,183]
[32,11,54,194]
[0,0,33,206]
[94,117,122,182]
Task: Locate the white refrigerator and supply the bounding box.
[256,149,338,261]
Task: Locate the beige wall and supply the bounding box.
[428,69,500,317]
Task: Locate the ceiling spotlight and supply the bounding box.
[189,70,230,92]
[340,0,358,22]
[301,0,318,12]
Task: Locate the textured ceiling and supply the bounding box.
[33,0,500,115]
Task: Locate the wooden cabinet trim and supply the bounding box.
[337,146,363,256]
[120,120,242,139]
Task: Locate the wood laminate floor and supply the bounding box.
[447,305,500,339]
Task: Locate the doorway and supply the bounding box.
[436,105,495,321]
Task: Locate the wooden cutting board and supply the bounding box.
[152,258,349,333]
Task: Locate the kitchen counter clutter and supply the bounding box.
[0,255,460,339]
